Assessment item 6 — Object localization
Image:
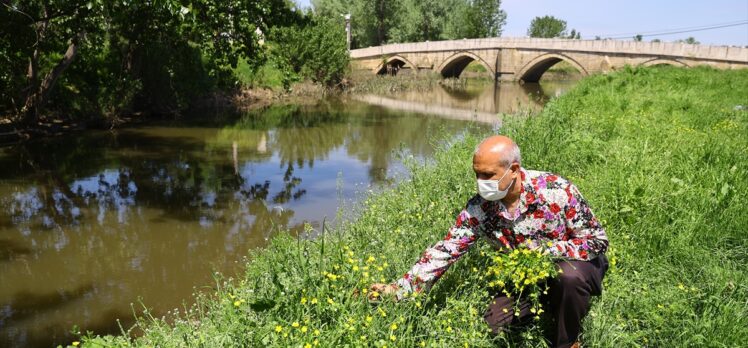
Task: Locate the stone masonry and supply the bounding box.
[349,38,748,82]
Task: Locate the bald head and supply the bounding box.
[473,135,521,168]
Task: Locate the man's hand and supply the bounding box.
[368,283,398,302]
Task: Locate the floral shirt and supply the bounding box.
[395,168,608,298]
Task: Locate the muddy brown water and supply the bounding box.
[0,80,576,347]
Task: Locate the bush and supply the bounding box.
[269,17,350,88]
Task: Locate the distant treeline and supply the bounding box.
[311,0,507,48]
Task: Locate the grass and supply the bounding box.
[76,66,748,347]
[542,61,584,81]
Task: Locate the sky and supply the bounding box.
[294,0,748,46]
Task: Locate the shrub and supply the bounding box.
[269,17,350,88]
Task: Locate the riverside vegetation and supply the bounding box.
[72,66,747,347]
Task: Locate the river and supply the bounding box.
[0,79,577,347]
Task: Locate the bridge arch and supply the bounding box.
[437,51,494,78]
[517,53,588,83]
[640,58,689,68]
[374,55,417,75]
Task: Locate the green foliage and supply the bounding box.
[486,246,558,318]
[442,0,507,40]
[387,0,449,43]
[312,0,506,48]
[633,34,643,42]
[1,0,296,122]
[76,67,748,347]
[235,58,287,90]
[527,15,567,38]
[269,17,350,88]
[676,36,700,44]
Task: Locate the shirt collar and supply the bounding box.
[497,167,534,220]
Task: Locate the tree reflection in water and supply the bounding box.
[0,98,487,347]
[0,79,575,346]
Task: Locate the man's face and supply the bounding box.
[473,154,516,190]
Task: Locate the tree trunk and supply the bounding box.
[17,32,84,126]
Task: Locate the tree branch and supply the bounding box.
[18,32,85,125]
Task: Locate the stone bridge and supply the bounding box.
[350,38,748,82]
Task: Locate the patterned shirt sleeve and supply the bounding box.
[549,182,609,260]
[394,205,482,300]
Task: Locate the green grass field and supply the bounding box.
[79,66,748,347]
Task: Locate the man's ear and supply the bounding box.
[510,162,520,173]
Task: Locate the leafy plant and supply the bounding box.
[269,17,349,88]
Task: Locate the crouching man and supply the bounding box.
[370,135,609,348]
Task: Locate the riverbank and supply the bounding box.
[77,66,747,347]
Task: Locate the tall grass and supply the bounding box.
[79,66,748,347]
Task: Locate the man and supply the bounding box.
[370,135,609,348]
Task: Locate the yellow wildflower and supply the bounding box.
[275,325,283,333]
[72,342,80,347]
[292,321,300,328]
[301,326,308,333]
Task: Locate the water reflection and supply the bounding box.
[0,100,487,347]
[357,80,578,117]
[0,80,574,347]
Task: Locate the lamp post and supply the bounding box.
[341,13,351,51]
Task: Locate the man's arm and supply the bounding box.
[390,207,483,300]
[550,183,608,260]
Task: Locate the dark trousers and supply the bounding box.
[483,254,609,348]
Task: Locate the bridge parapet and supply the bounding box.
[351,38,748,62]
[351,38,748,82]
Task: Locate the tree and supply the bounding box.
[269,17,349,87]
[312,0,507,47]
[443,0,507,39]
[312,0,397,47]
[634,34,643,42]
[387,0,449,43]
[676,37,699,44]
[527,15,567,38]
[568,29,581,39]
[1,0,295,126]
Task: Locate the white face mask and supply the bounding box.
[477,167,514,201]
